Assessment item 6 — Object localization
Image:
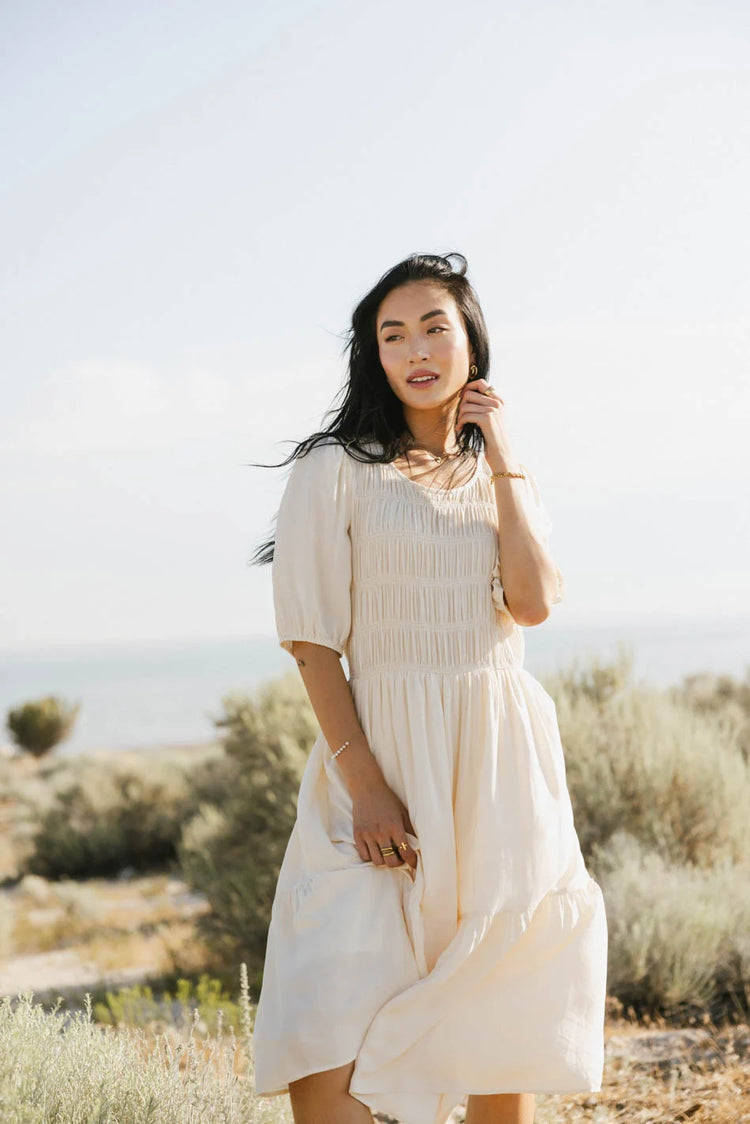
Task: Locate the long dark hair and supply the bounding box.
[250,251,491,565]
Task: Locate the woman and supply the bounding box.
[251,252,608,1124]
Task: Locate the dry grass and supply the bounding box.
[531,1019,750,1123]
[8,872,209,945]
[1,984,748,1123]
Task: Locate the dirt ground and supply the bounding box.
[0,870,212,996]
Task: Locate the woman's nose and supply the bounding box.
[408,338,429,361]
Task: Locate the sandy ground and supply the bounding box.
[0,871,211,997]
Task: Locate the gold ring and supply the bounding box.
[379,846,395,856]
[398,841,408,851]
[483,385,496,396]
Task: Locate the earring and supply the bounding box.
[469,364,478,378]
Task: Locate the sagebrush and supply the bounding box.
[0,966,291,1124]
[178,672,317,977]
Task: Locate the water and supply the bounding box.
[0,616,747,756]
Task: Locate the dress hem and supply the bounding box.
[253,1053,359,1099]
[255,1078,604,1101]
[354,1080,605,1099]
[351,1074,605,1098]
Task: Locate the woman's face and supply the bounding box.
[375,281,475,412]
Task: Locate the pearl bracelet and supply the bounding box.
[331,739,351,760]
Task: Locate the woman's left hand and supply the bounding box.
[455,377,515,468]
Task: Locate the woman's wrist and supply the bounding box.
[332,731,385,796]
[484,443,520,477]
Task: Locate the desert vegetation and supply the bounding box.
[5,694,80,757]
[546,650,750,1020]
[1,982,748,1122]
[0,965,290,1124]
[1,652,749,1121]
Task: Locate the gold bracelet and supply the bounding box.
[490,470,526,483]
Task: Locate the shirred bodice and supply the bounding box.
[346,454,525,677]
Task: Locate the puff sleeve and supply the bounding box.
[491,461,566,624]
[272,441,353,658]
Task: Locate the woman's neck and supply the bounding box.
[402,409,460,457]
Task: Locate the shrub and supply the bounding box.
[3,746,221,883]
[0,966,291,1123]
[6,695,80,757]
[25,755,199,879]
[94,975,245,1034]
[593,832,750,1018]
[178,671,317,977]
[544,656,750,868]
[670,666,750,761]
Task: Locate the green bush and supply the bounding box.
[93,975,246,1034]
[6,695,80,757]
[24,755,204,879]
[592,832,750,1018]
[178,671,317,976]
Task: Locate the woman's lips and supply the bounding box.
[407,374,439,387]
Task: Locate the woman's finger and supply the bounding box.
[366,838,386,865]
[395,816,419,870]
[395,839,418,870]
[377,839,405,868]
[462,376,495,394]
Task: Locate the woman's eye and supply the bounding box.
[384,326,447,342]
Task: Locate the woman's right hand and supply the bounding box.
[351,777,418,871]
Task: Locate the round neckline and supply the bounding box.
[386,450,486,495]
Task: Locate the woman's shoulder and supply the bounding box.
[282,440,359,504]
[290,438,350,475]
[294,436,385,472]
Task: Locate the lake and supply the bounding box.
[1,615,747,755]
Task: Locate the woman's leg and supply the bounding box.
[288,1060,373,1124]
[465,1092,535,1124]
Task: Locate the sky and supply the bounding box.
[1,0,748,652]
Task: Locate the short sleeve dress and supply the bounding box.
[252,439,608,1124]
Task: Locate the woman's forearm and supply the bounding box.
[488,456,560,626]
[289,641,385,796]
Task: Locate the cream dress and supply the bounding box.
[253,439,608,1124]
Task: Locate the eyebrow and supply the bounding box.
[378,309,448,333]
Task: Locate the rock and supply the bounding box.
[606,1028,725,1070]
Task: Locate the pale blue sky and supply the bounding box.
[1,0,748,651]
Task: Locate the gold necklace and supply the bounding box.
[408,445,462,466]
